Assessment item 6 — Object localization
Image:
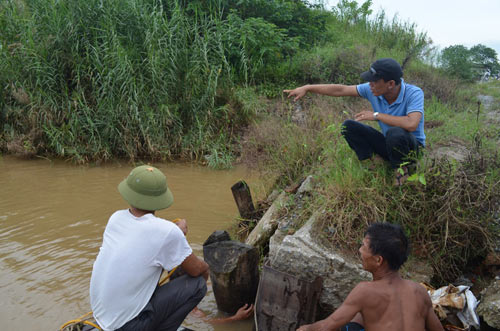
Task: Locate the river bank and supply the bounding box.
[233,82,500,329]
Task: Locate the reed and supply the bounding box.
[0,0,270,164]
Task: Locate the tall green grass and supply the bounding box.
[0,0,277,164]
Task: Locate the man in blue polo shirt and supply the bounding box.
[284,58,424,186]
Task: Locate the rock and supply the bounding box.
[477,279,500,329]
[430,140,470,163]
[477,95,495,110]
[292,102,306,126]
[246,191,287,248]
[269,225,288,259]
[269,212,371,312]
[297,175,314,194]
[269,178,315,258]
[266,189,280,203]
[203,240,259,314]
[486,110,500,123]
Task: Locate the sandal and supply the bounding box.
[394,167,409,186]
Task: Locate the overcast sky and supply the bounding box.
[326,0,500,56]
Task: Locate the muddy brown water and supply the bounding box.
[0,156,262,331]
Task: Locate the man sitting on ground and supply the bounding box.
[90,165,210,331]
[297,222,443,331]
[284,58,425,186]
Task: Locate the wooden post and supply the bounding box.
[477,100,481,123]
[255,264,323,331]
[231,180,255,219]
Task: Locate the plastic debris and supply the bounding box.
[421,283,480,330]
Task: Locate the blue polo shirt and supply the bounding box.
[356,79,425,146]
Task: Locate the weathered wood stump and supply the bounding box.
[203,231,259,314]
[231,180,255,219]
[255,264,323,331]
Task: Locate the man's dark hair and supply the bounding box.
[364,222,409,271]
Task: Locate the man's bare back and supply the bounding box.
[353,276,436,330]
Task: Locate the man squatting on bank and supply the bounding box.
[89,165,251,331]
[297,223,443,331]
[284,58,425,186]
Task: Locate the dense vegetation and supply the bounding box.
[0,0,327,163]
[0,0,431,164]
[1,0,499,284]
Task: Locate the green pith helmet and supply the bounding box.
[118,165,174,211]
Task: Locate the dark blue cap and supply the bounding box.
[361,58,403,82]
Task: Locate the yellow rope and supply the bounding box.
[159,266,179,286]
[59,319,83,329]
[59,311,102,330]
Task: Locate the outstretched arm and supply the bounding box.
[284,84,359,101]
[191,304,254,324]
[211,304,254,324]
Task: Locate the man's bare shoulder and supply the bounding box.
[400,279,432,309]
[349,281,382,299]
[352,281,374,291]
[403,280,429,296]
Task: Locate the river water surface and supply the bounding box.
[0,156,261,331]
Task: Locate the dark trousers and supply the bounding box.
[341,120,421,169]
[117,275,207,331]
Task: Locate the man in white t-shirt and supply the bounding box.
[90,165,209,331]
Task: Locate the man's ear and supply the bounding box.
[375,255,384,266]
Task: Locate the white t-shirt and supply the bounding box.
[90,209,192,330]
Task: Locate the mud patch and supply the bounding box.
[430,139,470,162]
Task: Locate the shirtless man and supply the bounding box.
[297,223,443,331]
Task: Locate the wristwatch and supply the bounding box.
[373,112,379,119]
